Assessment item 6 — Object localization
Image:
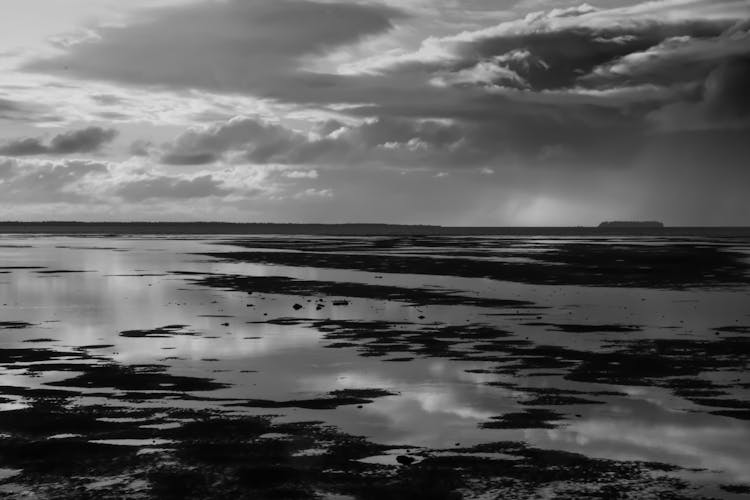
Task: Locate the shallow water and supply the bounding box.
[1,233,749,498]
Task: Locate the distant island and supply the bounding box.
[598,221,664,228]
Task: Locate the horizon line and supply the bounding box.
[1,221,749,228]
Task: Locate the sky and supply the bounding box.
[0,0,748,225]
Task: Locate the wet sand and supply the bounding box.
[1,233,749,498]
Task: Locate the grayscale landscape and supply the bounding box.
[1,0,749,497]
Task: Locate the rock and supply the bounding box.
[396,455,415,466]
[293,304,303,310]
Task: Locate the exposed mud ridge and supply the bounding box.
[228,388,399,410]
[193,274,536,309]
[203,238,750,288]
[35,269,94,274]
[119,325,198,338]
[0,346,97,365]
[46,364,230,393]
[0,322,34,330]
[480,409,564,429]
[523,323,642,333]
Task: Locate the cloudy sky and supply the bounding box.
[0,0,748,225]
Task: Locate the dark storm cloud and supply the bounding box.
[116,174,230,202]
[23,0,748,129]
[0,126,118,156]
[447,20,730,91]
[49,127,118,154]
[703,56,750,119]
[648,54,750,129]
[160,152,219,166]
[579,27,750,91]
[26,0,404,97]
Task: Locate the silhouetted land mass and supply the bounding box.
[598,221,664,228]
[0,221,748,236]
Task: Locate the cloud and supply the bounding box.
[155,108,649,172]
[0,126,118,156]
[0,137,48,156]
[160,152,219,166]
[580,25,750,90]
[158,117,307,165]
[703,55,750,119]
[0,157,108,202]
[23,0,748,138]
[4,0,750,224]
[0,98,19,111]
[115,174,230,202]
[26,0,404,98]
[157,115,478,168]
[293,188,333,199]
[648,55,750,130]
[48,126,118,154]
[0,96,55,122]
[284,169,319,179]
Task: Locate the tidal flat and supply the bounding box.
[1,233,749,499]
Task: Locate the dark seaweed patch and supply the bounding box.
[0,347,86,364]
[525,323,642,333]
[35,269,93,274]
[229,388,397,410]
[480,409,564,429]
[0,321,33,329]
[47,364,229,392]
[120,325,197,338]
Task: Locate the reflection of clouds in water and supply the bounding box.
[305,364,513,422]
[431,360,514,388]
[114,325,322,364]
[361,387,510,448]
[536,414,750,483]
[301,368,501,446]
[403,389,496,421]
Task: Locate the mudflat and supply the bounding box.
[1,231,749,499]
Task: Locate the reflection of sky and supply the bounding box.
[529,397,750,484]
[1,235,750,488]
